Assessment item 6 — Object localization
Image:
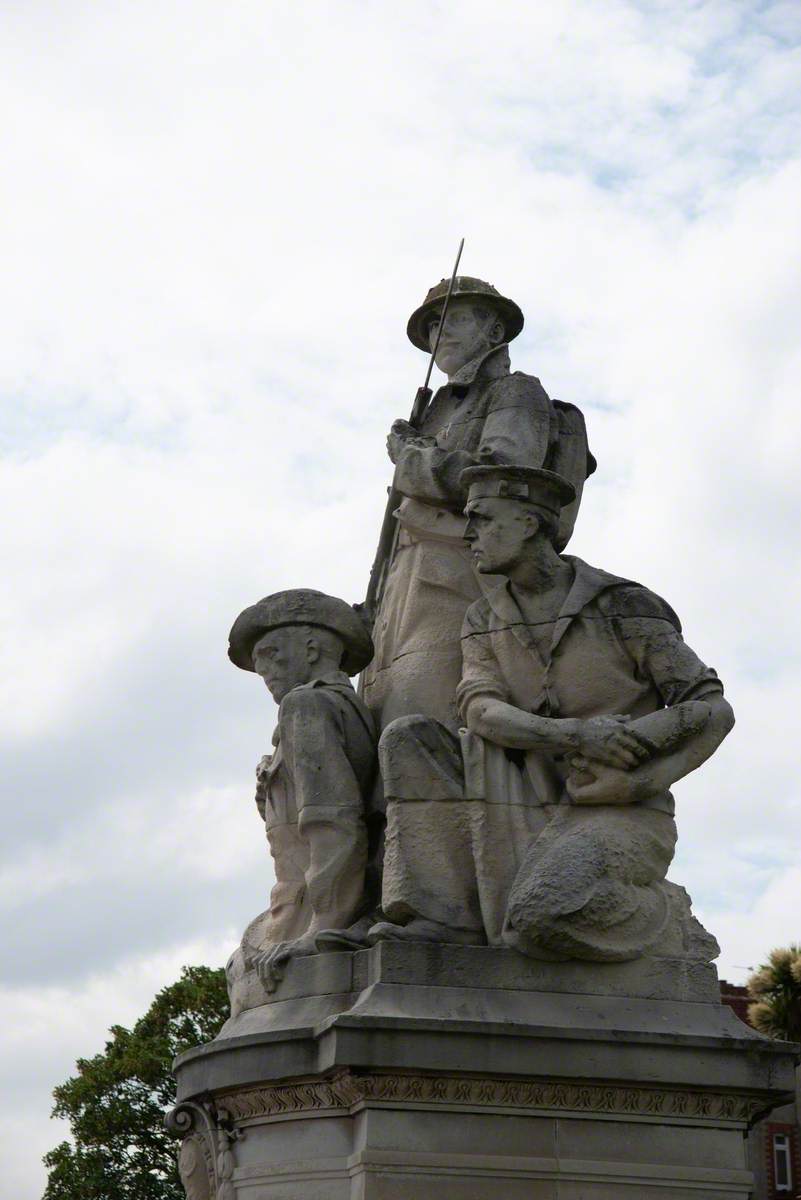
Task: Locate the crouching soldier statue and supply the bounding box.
[372,466,734,962]
[227,589,377,991]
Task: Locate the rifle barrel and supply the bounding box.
[422,237,464,395]
[363,237,465,624]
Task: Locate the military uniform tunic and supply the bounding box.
[255,672,376,947]
[362,344,595,734]
[379,558,723,959]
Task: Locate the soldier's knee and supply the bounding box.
[506,845,602,938]
[379,716,463,801]
[382,714,434,739]
[379,714,434,757]
[507,878,564,939]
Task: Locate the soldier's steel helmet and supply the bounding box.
[228,588,374,676]
[407,276,524,353]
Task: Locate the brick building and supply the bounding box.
[720,980,801,1198]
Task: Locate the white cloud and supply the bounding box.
[0,937,235,1197]
[2,1,801,1194]
[710,866,801,981]
[1,783,266,914]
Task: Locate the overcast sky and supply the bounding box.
[2,1,801,1194]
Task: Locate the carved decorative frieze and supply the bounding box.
[219,1069,765,1126]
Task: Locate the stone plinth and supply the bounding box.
[170,944,798,1199]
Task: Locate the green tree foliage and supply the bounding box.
[43,965,229,1200]
[747,945,801,1042]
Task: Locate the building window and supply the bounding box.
[774,1132,793,1192]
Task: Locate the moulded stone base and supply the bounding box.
[208,1073,757,1199]
[170,943,798,1199]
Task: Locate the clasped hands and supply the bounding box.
[566,714,656,806]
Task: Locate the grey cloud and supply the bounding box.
[3,871,260,988]
[4,633,271,854]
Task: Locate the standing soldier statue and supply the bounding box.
[361,266,596,735]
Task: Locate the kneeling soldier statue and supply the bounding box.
[373,466,734,962]
[228,589,377,990]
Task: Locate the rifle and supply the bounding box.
[362,238,465,626]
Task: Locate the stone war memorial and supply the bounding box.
[166,253,797,1199]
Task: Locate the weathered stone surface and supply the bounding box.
[172,943,795,1199]
[375,464,733,963]
[226,589,377,993]
[184,941,784,1088]
[225,940,722,1031]
[361,281,595,733]
[176,1134,213,1200]
[167,267,798,1200]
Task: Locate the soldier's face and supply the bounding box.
[464,498,533,574]
[253,627,313,702]
[427,299,503,376]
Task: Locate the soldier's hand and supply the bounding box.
[386,419,416,464]
[254,943,287,993]
[574,715,651,770]
[388,420,424,460]
[567,757,656,806]
[254,933,318,993]
[392,419,416,438]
